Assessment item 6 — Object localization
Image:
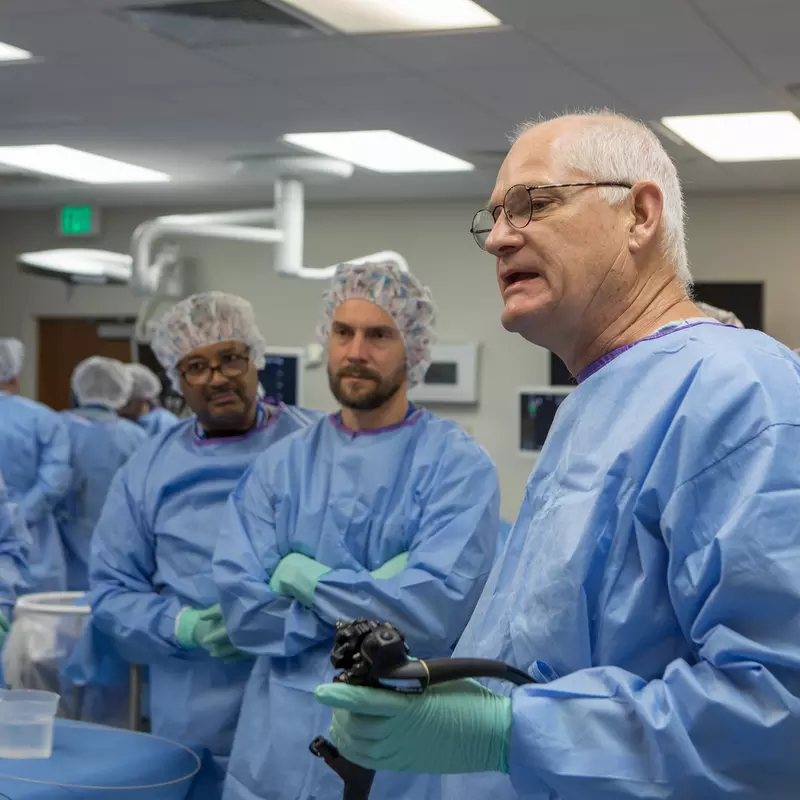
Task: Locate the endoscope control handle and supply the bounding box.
[310,737,376,800]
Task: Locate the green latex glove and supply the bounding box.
[269,553,331,607]
[314,679,511,775]
[370,552,409,580]
[175,604,247,662]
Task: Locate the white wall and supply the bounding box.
[2,194,800,518]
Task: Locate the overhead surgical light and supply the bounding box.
[17,249,133,285]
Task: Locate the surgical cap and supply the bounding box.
[0,338,24,383]
[127,363,163,401]
[71,356,134,410]
[151,291,267,391]
[697,301,745,329]
[316,261,437,388]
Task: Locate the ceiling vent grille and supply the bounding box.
[122,0,324,48]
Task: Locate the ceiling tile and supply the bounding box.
[585,52,783,117]
[536,16,729,63]
[432,67,631,119]
[0,9,176,57]
[282,71,478,113]
[700,7,800,57]
[480,0,696,27]
[205,36,396,79]
[358,28,556,72]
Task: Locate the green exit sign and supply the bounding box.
[59,205,100,237]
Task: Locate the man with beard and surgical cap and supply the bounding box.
[118,362,180,437]
[213,261,500,800]
[89,292,319,797]
[316,112,800,798]
[0,337,72,593]
[56,357,147,591]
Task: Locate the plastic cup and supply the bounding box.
[0,689,60,759]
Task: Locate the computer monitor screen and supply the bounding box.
[258,352,301,406]
[519,388,571,453]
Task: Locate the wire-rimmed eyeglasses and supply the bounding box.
[470,182,633,251]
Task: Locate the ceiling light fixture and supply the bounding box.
[661,111,800,162]
[0,41,33,63]
[283,130,474,173]
[0,145,170,183]
[275,0,500,34]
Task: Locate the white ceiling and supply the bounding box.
[1,0,799,208]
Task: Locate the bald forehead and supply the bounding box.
[489,116,607,206]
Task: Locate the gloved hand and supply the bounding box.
[370,552,409,580]
[314,679,511,775]
[269,553,331,607]
[175,604,246,662]
[0,611,9,648]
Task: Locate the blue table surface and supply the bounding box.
[0,719,200,799]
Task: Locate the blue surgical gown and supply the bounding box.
[0,471,31,619]
[89,404,319,795]
[138,407,180,437]
[444,322,800,800]
[0,392,71,593]
[214,409,500,800]
[57,408,148,590]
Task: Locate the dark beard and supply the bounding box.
[328,365,404,411]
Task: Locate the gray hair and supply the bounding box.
[512,110,691,288]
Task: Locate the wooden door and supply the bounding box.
[37,318,135,410]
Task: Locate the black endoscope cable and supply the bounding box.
[310,620,536,800]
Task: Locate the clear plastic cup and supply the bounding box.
[0,689,60,759]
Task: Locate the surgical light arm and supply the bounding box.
[130,177,408,295]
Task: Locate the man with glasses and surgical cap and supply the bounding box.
[317,112,800,798]
[89,292,319,797]
[0,337,71,593]
[213,261,500,800]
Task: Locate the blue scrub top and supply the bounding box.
[215,408,500,800]
[89,403,320,794]
[445,321,800,800]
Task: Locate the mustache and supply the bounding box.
[206,386,241,400]
[336,366,381,381]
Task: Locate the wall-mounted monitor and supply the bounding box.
[518,386,573,455]
[258,347,304,407]
[407,343,480,404]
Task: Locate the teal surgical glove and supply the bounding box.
[314,679,511,775]
[370,552,409,580]
[175,604,246,662]
[269,553,331,607]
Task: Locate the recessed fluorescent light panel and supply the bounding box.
[661,111,800,162]
[0,145,170,183]
[278,0,500,33]
[0,41,33,62]
[283,130,474,173]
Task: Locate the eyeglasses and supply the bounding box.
[469,181,633,251]
[179,352,250,387]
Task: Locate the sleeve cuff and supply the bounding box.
[174,607,199,649]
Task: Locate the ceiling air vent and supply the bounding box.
[122,0,325,48]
